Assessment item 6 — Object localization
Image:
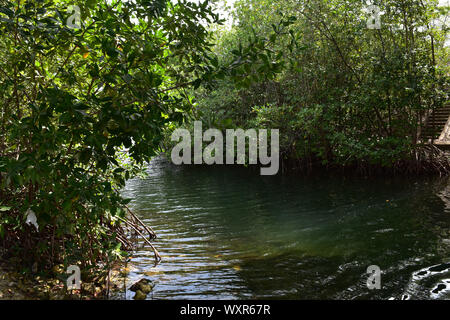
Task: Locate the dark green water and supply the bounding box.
[120,157,450,299]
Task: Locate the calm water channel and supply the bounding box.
[119,157,450,299]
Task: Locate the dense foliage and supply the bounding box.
[0,0,226,276]
[188,0,449,174]
[0,0,295,282]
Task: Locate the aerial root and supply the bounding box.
[117,208,161,264]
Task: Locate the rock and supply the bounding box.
[133,290,147,300]
[129,282,139,292]
[129,278,154,293]
[139,283,153,294]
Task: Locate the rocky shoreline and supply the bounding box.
[0,259,129,300]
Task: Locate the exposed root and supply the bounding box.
[117,213,161,264]
[415,144,450,176]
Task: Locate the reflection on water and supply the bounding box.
[118,157,450,299]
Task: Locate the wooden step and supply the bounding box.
[422,128,444,132]
[420,99,450,142]
[426,123,447,127]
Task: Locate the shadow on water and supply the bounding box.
[118,157,450,299]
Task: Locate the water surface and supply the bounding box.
[120,157,450,299]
